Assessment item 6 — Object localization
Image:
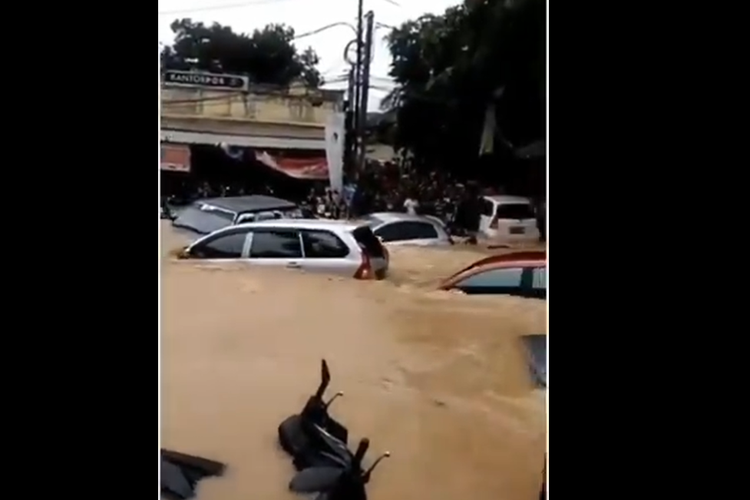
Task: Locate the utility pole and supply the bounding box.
[353,0,364,158]
[357,11,375,172]
[344,65,356,177]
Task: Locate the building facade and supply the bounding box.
[161,73,345,152]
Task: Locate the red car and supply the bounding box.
[438,251,546,299]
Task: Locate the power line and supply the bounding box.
[160,19,354,43]
[375,21,397,30]
[292,21,357,40]
[158,0,296,16]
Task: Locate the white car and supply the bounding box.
[360,212,453,247]
[178,219,389,279]
[478,195,540,241]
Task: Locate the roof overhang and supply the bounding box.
[161,129,325,150]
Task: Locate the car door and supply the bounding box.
[247,228,304,269]
[451,266,526,296]
[299,229,353,276]
[185,228,252,262]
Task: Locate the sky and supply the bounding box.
[158,0,461,110]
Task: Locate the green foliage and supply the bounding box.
[160,19,323,88]
[385,0,545,174]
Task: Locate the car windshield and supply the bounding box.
[172,203,237,235]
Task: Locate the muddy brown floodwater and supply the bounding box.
[161,222,547,500]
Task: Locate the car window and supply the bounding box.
[480,199,495,216]
[302,230,349,258]
[375,221,439,242]
[249,230,303,258]
[495,203,535,220]
[236,211,283,223]
[456,267,524,288]
[190,231,248,259]
[236,213,255,223]
[532,267,546,289]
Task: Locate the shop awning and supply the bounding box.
[254,151,328,180]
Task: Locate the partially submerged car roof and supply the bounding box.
[446,250,547,281]
[173,196,299,235]
[199,195,297,213]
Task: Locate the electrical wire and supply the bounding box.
[292,21,357,40]
[375,21,397,30]
[158,0,297,16]
[161,19,354,43]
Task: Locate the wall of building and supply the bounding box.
[161,84,344,127]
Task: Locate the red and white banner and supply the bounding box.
[161,143,191,172]
[254,151,328,180]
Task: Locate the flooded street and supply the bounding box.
[161,222,547,500]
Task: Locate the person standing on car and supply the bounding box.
[403,192,419,215]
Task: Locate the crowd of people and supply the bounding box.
[292,163,489,237]
[161,159,546,242]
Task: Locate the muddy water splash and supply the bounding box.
[161,223,546,500]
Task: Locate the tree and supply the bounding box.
[384,0,545,180]
[160,19,323,88]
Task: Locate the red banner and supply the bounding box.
[161,143,191,172]
[254,151,328,180]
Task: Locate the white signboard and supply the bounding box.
[162,70,249,91]
[324,112,345,193]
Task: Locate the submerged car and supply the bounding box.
[438,251,546,298]
[520,334,546,389]
[171,195,303,235]
[177,219,389,279]
[479,195,540,241]
[360,212,452,246]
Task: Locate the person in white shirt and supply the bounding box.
[403,197,419,215]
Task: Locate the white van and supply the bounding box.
[479,195,540,241]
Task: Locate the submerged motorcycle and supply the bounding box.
[288,438,389,500]
[278,359,349,470]
[160,448,226,500]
